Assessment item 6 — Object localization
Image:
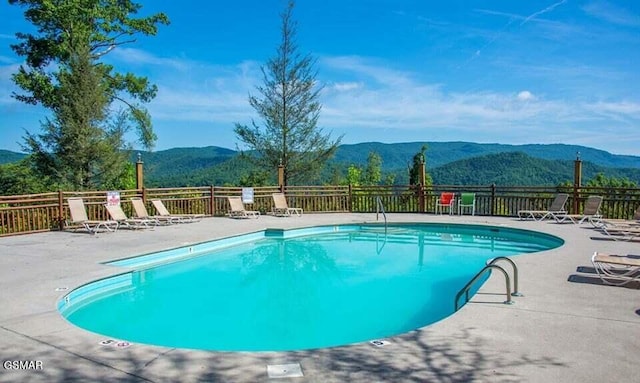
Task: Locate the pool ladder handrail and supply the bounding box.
[375,196,387,234]
[488,256,523,298]
[454,256,522,311]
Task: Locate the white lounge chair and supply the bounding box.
[67,197,118,234]
[150,199,204,223]
[272,193,303,217]
[227,196,260,219]
[131,197,178,225]
[518,193,568,221]
[591,252,640,286]
[105,203,155,229]
[593,205,640,229]
[554,196,602,224]
[597,225,640,242]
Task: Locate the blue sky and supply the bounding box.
[1,0,639,155]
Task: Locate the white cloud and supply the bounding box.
[108,47,191,71]
[328,82,362,92]
[145,59,261,125]
[586,101,640,123]
[0,63,21,105]
[517,91,535,101]
[593,101,640,116]
[583,1,640,27]
[322,55,417,88]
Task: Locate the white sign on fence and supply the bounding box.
[242,187,254,204]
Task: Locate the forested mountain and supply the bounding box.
[2,142,639,188]
[131,146,237,185]
[0,150,26,164]
[333,142,640,169]
[430,152,640,186]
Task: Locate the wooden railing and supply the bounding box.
[1,184,640,237]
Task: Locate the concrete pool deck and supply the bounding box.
[0,213,638,382]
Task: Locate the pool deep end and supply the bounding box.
[59,223,563,351]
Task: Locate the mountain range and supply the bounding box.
[332,142,640,169]
[2,142,639,187]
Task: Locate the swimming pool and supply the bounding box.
[59,223,562,351]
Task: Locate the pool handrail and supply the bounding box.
[376,196,387,234]
[487,256,523,297]
[455,264,514,311]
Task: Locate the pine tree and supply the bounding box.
[234,0,342,185]
[24,40,130,189]
[409,145,433,186]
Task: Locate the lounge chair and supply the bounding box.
[67,197,118,234]
[131,198,178,225]
[435,192,455,215]
[105,203,155,229]
[227,196,260,219]
[150,199,204,223]
[597,224,640,242]
[591,252,640,286]
[272,193,303,217]
[554,195,603,224]
[458,192,476,215]
[517,193,568,221]
[593,205,640,229]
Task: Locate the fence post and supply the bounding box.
[348,184,353,212]
[419,158,426,213]
[135,153,144,190]
[573,152,582,214]
[58,190,65,230]
[278,163,285,193]
[490,183,497,216]
[210,185,216,216]
[141,186,147,202]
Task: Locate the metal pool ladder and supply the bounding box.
[454,256,522,311]
[375,196,387,234]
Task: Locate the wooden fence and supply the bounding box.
[1,184,640,236]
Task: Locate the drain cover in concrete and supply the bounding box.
[370,339,390,347]
[267,363,303,378]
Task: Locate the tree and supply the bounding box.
[339,152,382,186]
[586,173,637,188]
[408,145,433,186]
[0,159,51,195]
[27,41,102,189]
[238,170,271,187]
[364,152,382,185]
[344,165,362,186]
[234,0,342,186]
[9,0,169,189]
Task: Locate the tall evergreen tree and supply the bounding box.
[9,0,169,189]
[234,0,342,185]
[409,145,433,186]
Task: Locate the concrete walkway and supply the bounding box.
[0,213,638,382]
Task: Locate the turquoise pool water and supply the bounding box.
[59,223,562,351]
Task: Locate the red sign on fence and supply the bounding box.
[106,191,121,206]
